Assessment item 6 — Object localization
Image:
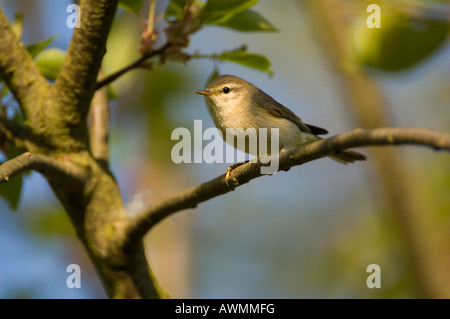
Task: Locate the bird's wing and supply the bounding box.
[253,90,328,136]
[304,123,328,135]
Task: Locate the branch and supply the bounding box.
[0,152,88,185]
[95,42,171,90]
[0,7,49,121]
[52,0,119,128]
[89,72,110,166]
[124,127,450,242]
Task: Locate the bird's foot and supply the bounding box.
[225,162,248,187]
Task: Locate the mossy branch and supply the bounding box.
[0,7,49,121]
[52,0,119,137]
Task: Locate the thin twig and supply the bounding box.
[95,42,171,90]
[89,71,110,165]
[124,127,450,242]
[147,0,156,36]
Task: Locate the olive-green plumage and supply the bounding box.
[196,74,366,164]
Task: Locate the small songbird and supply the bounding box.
[195,75,366,180]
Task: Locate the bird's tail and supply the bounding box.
[328,149,367,164]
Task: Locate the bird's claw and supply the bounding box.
[225,162,246,187]
[225,167,233,187]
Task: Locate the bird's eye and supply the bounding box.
[222,87,231,94]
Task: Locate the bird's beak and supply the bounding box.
[195,90,213,96]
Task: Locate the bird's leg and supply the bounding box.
[225,153,277,185]
[225,161,250,186]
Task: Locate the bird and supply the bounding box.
[195,74,366,182]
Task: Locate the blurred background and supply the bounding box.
[0,0,449,298]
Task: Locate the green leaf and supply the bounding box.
[165,0,203,21]
[205,0,258,13]
[0,172,22,210]
[353,13,449,72]
[201,12,233,25]
[172,0,189,7]
[27,207,75,237]
[35,48,66,80]
[26,36,56,58]
[1,83,8,98]
[216,9,276,32]
[119,0,143,15]
[220,49,272,74]
[202,0,259,24]
[107,84,120,100]
[206,67,220,85]
[0,145,25,210]
[165,1,184,21]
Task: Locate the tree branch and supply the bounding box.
[124,127,450,242]
[0,7,49,121]
[89,72,110,166]
[52,0,119,131]
[0,152,88,185]
[95,42,171,90]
